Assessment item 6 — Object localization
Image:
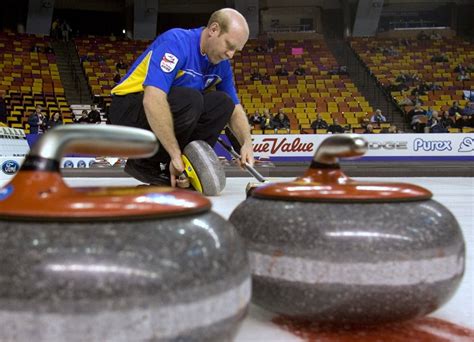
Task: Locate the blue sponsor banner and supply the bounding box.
[26,134,41,148]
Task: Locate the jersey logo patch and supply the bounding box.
[160,53,178,73]
[204,75,221,89]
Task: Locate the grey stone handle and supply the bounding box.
[29,125,158,161]
[313,135,368,165]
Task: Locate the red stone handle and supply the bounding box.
[0,125,211,219]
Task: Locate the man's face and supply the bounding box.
[206,23,248,64]
[36,106,42,113]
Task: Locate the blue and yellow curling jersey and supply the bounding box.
[111,27,239,104]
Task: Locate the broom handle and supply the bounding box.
[217,138,267,183]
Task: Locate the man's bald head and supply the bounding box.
[207,8,249,37]
[202,8,249,64]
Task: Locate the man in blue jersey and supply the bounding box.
[109,8,254,187]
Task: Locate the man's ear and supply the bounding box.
[209,22,220,36]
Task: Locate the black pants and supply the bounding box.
[109,87,234,167]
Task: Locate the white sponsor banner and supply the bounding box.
[0,127,29,158]
[0,157,98,180]
[249,134,474,159]
[2,133,473,180]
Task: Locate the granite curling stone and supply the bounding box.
[182,140,226,196]
[0,125,250,341]
[229,134,465,325]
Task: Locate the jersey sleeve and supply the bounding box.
[143,40,185,94]
[216,61,240,105]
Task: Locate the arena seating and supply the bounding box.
[232,39,375,134]
[350,36,473,132]
[74,36,150,97]
[0,31,70,132]
[4,30,472,134]
[3,91,73,133]
[0,32,64,95]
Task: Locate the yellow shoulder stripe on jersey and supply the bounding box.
[111,51,153,95]
[176,70,185,79]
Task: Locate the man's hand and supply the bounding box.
[169,156,185,187]
[176,172,191,189]
[239,140,254,168]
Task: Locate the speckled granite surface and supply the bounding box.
[230,198,465,324]
[0,211,250,341]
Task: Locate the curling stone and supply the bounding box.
[0,125,250,341]
[229,134,465,325]
[182,140,226,196]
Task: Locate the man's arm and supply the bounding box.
[143,85,184,186]
[228,104,254,167]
